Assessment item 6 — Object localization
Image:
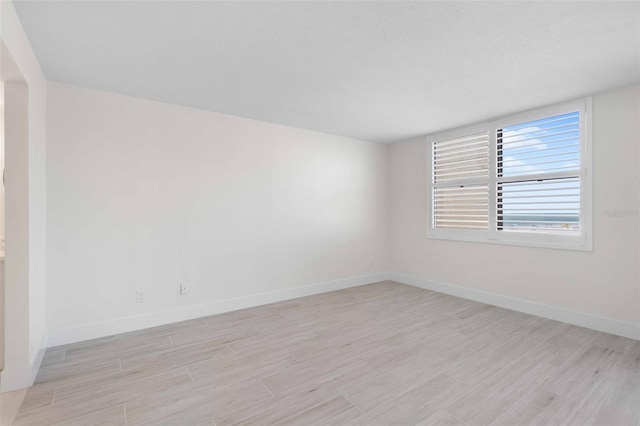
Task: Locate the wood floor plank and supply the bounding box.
[167,321,260,348]
[527,325,597,367]
[540,345,622,402]
[259,335,396,397]
[592,331,637,353]
[346,373,470,426]
[186,349,299,388]
[446,354,557,425]
[492,388,580,426]
[512,315,568,342]
[62,334,174,364]
[215,389,335,426]
[277,396,362,426]
[564,377,639,426]
[14,368,191,425]
[416,410,469,426]
[124,377,272,425]
[16,383,55,412]
[226,328,317,356]
[444,333,540,387]
[573,342,640,423]
[14,281,639,426]
[48,335,118,352]
[52,403,126,426]
[119,338,232,375]
[35,358,121,388]
[40,348,66,367]
[342,335,462,413]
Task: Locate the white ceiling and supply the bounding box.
[13,1,640,143]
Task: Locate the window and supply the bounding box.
[428,98,592,250]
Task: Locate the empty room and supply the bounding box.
[0,0,639,425]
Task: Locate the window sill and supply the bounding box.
[427,233,593,252]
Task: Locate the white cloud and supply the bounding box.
[502,126,547,150]
[503,155,539,173]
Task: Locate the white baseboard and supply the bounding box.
[46,270,638,349]
[47,272,392,347]
[390,272,640,341]
[1,334,47,393]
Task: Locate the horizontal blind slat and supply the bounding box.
[503,112,579,131]
[499,135,579,149]
[499,150,579,164]
[502,123,579,142]
[497,173,581,234]
[433,179,489,230]
[433,131,489,186]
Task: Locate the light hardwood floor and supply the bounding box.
[11,281,640,425]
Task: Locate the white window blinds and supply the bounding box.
[497,111,581,234]
[432,132,489,230]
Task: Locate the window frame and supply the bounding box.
[427,97,592,251]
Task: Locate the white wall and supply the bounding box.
[390,84,640,328]
[46,82,389,342]
[0,0,48,391]
[1,82,5,247]
[46,83,639,343]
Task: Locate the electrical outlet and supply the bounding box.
[136,291,145,303]
[180,282,189,295]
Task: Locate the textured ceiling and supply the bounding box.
[13,1,640,143]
